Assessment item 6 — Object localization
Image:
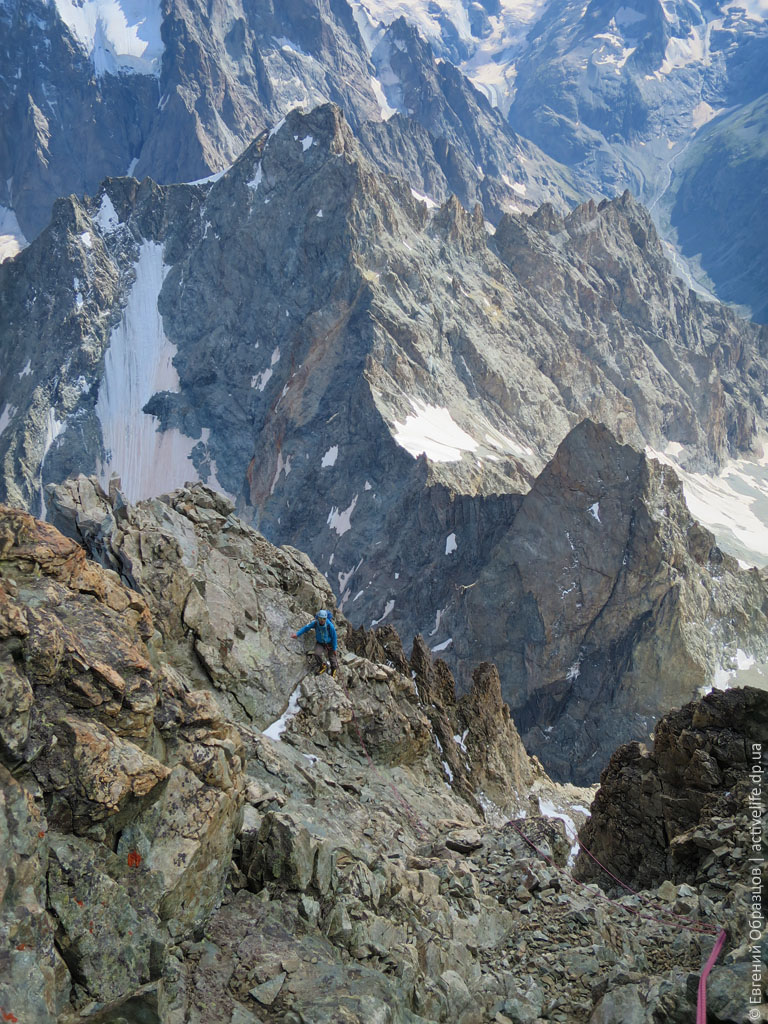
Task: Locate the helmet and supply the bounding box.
[316,609,328,620]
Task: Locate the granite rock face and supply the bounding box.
[0,499,246,1016]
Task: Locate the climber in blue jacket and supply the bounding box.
[292,609,339,676]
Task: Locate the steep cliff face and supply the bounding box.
[0,0,382,240]
[2,490,762,1023]
[440,420,768,781]
[1,102,767,779]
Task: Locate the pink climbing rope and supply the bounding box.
[696,928,727,1024]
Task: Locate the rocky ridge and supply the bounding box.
[354,0,768,320]
[2,0,766,330]
[1,103,767,778]
[0,0,577,247]
[1,486,763,1023]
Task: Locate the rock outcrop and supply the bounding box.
[576,686,768,894]
[0,499,245,1020]
[1,487,763,1022]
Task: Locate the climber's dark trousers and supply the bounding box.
[314,642,338,673]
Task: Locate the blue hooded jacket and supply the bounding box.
[297,614,337,649]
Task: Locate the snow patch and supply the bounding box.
[692,100,720,129]
[274,37,310,57]
[658,25,710,76]
[268,117,286,140]
[703,648,762,695]
[370,75,398,119]
[187,166,228,187]
[566,656,582,681]
[52,0,164,76]
[301,135,314,151]
[95,240,202,503]
[338,558,364,601]
[393,400,479,463]
[270,452,292,495]
[0,206,27,262]
[94,193,120,233]
[429,606,447,637]
[538,797,581,866]
[445,532,457,555]
[39,408,66,517]
[371,599,395,626]
[252,367,272,391]
[327,495,358,536]
[80,231,93,249]
[431,638,453,652]
[588,502,601,523]
[321,445,338,468]
[18,360,31,378]
[648,441,768,567]
[0,404,16,435]
[263,686,302,741]
[502,175,528,196]
[727,0,768,17]
[247,165,263,193]
[483,426,534,463]
[410,188,438,210]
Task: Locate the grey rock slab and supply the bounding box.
[249,970,286,1006]
[588,984,649,1024]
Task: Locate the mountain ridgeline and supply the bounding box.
[1,0,767,318]
[1,103,767,781]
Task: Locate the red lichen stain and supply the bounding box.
[75,899,84,907]
[15,944,26,951]
[88,921,94,933]
[38,831,45,838]
[126,850,142,868]
[2,1011,19,1022]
